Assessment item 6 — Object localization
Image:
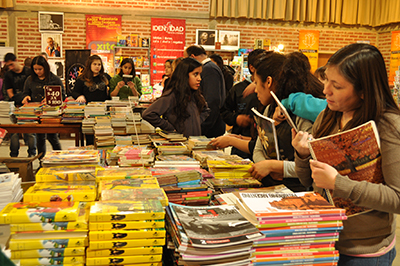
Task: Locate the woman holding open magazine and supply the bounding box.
[250,51,324,192]
[293,43,400,265]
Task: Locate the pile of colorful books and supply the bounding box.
[61,100,85,123]
[86,201,164,266]
[40,105,62,124]
[41,150,100,167]
[236,191,346,265]
[0,172,23,211]
[207,158,253,179]
[153,142,189,156]
[1,201,88,265]
[0,100,14,124]
[187,135,215,151]
[153,154,200,168]
[14,102,42,124]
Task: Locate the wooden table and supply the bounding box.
[0,124,83,146]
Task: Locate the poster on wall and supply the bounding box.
[41,33,62,58]
[86,15,122,76]
[299,30,319,74]
[218,30,240,51]
[151,18,186,86]
[195,29,217,51]
[38,11,64,33]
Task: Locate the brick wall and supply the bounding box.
[378,31,392,73]
[0,15,7,43]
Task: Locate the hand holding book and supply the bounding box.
[291,129,313,159]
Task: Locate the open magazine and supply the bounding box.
[308,120,382,217]
[251,108,280,160]
[270,91,298,132]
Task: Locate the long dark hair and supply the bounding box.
[79,55,108,86]
[162,57,206,126]
[118,58,136,78]
[314,43,400,138]
[269,52,325,116]
[30,56,50,81]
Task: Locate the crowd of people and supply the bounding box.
[1,42,400,265]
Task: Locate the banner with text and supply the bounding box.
[299,30,320,74]
[389,30,400,86]
[86,15,122,76]
[151,18,186,86]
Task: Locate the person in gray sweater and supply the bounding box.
[293,43,400,265]
[142,57,210,137]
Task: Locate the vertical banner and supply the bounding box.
[151,18,186,86]
[86,15,122,76]
[389,31,400,86]
[299,30,320,74]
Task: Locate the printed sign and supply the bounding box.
[45,86,63,106]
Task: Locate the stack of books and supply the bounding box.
[0,101,14,123]
[84,102,107,117]
[95,167,153,182]
[187,136,215,151]
[114,135,132,145]
[165,203,264,265]
[101,187,169,207]
[153,154,200,168]
[117,146,155,167]
[192,150,242,168]
[81,117,96,135]
[154,142,189,156]
[131,134,152,145]
[158,130,187,142]
[86,201,164,266]
[0,172,23,211]
[1,201,88,265]
[206,177,262,191]
[94,116,115,148]
[14,102,42,124]
[125,112,142,134]
[207,158,253,179]
[236,191,346,265]
[35,165,101,183]
[41,150,100,167]
[111,114,127,134]
[40,105,62,124]
[61,100,85,123]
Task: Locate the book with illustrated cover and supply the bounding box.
[0,128,7,144]
[23,181,96,202]
[9,231,88,250]
[89,228,166,241]
[41,150,100,165]
[86,255,162,266]
[16,256,85,265]
[251,107,280,160]
[101,188,168,206]
[86,246,163,257]
[11,247,85,259]
[35,165,101,182]
[308,120,382,217]
[89,238,165,250]
[169,203,264,248]
[89,219,165,230]
[89,201,165,222]
[96,167,153,180]
[237,192,345,221]
[0,202,80,223]
[98,178,160,191]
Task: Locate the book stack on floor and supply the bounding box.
[61,100,85,124]
[153,154,200,168]
[94,116,115,148]
[14,102,42,124]
[153,142,190,156]
[1,201,88,266]
[0,172,23,211]
[187,135,215,151]
[165,203,264,265]
[207,158,253,179]
[0,100,14,123]
[86,201,164,266]
[40,105,62,124]
[81,117,96,135]
[236,191,346,266]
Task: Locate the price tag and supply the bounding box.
[45,85,63,106]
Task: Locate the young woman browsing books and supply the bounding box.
[109,58,142,99]
[142,57,210,137]
[292,43,400,265]
[21,55,63,159]
[249,51,324,192]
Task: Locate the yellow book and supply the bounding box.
[89,219,164,230]
[9,232,88,250]
[96,168,152,180]
[10,202,89,232]
[35,165,103,182]
[86,254,162,265]
[98,178,160,191]
[101,188,169,207]
[11,247,85,259]
[23,182,97,202]
[89,201,165,222]
[0,202,80,224]
[86,246,162,257]
[15,256,85,265]
[89,228,166,241]
[89,238,165,249]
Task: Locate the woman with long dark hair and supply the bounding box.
[109,57,142,99]
[142,57,210,137]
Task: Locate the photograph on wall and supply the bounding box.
[195,29,217,50]
[48,59,64,80]
[41,33,62,58]
[219,30,240,51]
[38,11,64,33]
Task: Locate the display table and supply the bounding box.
[0,124,83,147]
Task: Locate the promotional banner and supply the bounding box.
[86,15,122,76]
[389,31,400,86]
[151,18,186,86]
[299,30,320,74]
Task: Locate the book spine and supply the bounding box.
[86,246,163,257]
[11,247,86,259]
